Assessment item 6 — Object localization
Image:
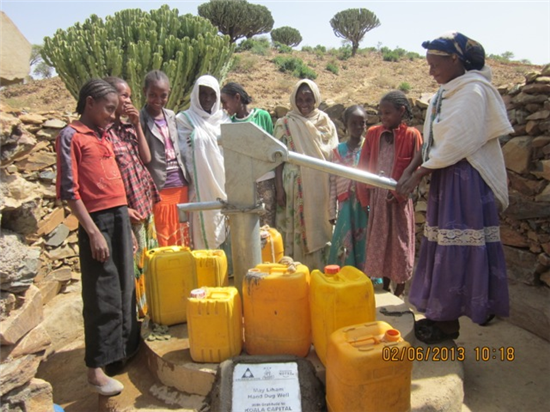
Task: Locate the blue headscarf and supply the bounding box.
[422,31,485,71]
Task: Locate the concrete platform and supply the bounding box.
[141,289,464,411]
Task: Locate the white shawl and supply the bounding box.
[422,66,513,210]
[176,75,231,249]
[276,79,339,253]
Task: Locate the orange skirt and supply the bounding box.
[153,186,190,247]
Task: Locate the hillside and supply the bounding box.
[0,49,540,113]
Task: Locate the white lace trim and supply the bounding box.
[424,225,501,246]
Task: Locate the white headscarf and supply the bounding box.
[176,75,231,249]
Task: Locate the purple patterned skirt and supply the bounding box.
[409,160,509,324]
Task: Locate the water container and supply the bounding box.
[144,246,196,326]
[310,265,376,366]
[187,287,243,363]
[326,321,412,412]
[191,249,228,287]
[260,226,284,263]
[243,263,311,357]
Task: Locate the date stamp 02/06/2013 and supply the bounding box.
[382,346,516,362]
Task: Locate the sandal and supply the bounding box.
[415,323,459,344]
[414,318,435,328]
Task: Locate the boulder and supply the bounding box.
[1,199,42,236]
[500,223,529,248]
[503,246,539,285]
[45,224,69,247]
[507,171,547,196]
[15,151,57,172]
[504,191,550,220]
[36,207,65,237]
[531,159,550,180]
[0,378,53,412]
[0,232,41,293]
[19,114,46,125]
[1,324,51,362]
[0,354,42,396]
[42,119,66,129]
[41,283,84,352]
[502,136,533,174]
[0,285,43,345]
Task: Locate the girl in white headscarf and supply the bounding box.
[274,79,339,270]
[176,75,231,250]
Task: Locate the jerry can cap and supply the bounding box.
[384,329,402,342]
[325,265,340,275]
[190,288,207,299]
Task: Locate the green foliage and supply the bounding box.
[301,45,313,53]
[380,46,420,62]
[41,5,235,112]
[30,44,54,79]
[326,61,339,75]
[296,65,317,80]
[313,45,327,59]
[198,0,274,43]
[330,8,380,56]
[272,56,317,79]
[488,51,515,63]
[236,36,271,55]
[273,42,293,54]
[398,82,411,93]
[271,26,302,47]
[33,62,54,79]
[337,45,353,61]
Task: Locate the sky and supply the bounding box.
[1,0,549,65]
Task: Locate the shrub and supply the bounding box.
[295,65,317,80]
[273,42,293,54]
[272,56,317,79]
[236,36,271,55]
[337,45,353,61]
[398,82,411,93]
[326,61,339,75]
[314,45,327,53]
[301,45,313,53]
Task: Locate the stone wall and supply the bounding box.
[1,106,76,411]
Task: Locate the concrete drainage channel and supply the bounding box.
[97,289,464,412]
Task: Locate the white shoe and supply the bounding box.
[89,377,124,396]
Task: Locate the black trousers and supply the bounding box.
[78,205,139,368]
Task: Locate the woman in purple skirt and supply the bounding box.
[397,31,513,344]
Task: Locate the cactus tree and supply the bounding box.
[198,0,274,43]
[330,8,381,57]
[271,26,302,48]
[41,5,235,112]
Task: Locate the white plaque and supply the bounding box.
[232,362,302,412]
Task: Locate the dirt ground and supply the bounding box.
[35,282,550,412]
